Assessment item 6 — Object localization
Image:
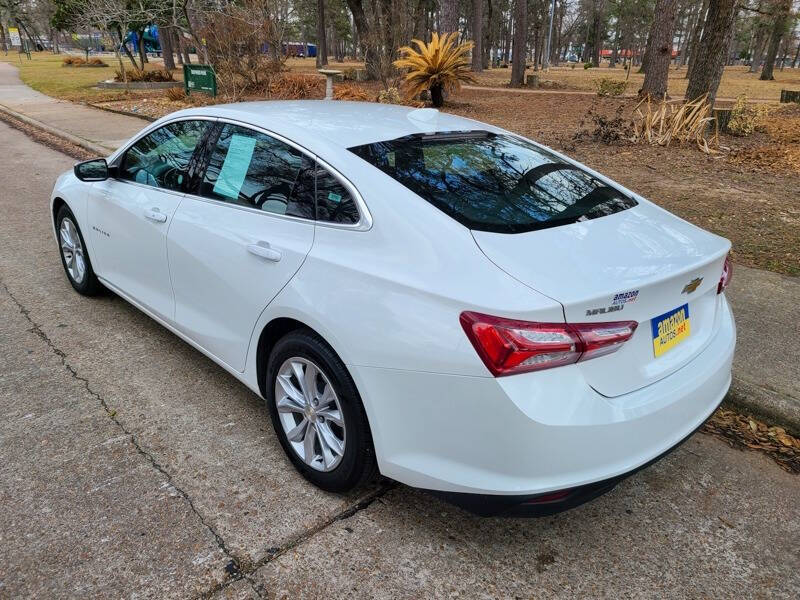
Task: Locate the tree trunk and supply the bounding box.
[173,29,183,65]
[431,83,444,106]
[610,24,620,67]
[160,26,175,71]
[137,31,147,69]
[440,0,459,35]
[482,0,493,68]
[792,39,800,68]
[346,0,379,79]
[749,23,768,73]
[641,0,678,99]
[639,28,653,73]
[472,0,483,71]
[760,0,792,81]
[685,0,737,105]
[316,0,328,67]
[591,0,605,67]
[510,0,527,86]
[686,0,709,76]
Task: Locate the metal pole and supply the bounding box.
[544,0,556,71]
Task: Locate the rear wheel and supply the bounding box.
[266,330,377,492]
[56,204,102,296]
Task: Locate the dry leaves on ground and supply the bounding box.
[702,408,800,474]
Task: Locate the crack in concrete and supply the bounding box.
[194,482,396,599]
[0,278,263,598]
[2,275,396,600]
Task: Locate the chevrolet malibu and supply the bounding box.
[50,101,735,516]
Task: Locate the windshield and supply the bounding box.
[349,131,637,233]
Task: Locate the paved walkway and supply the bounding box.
[0,61,143,152]
[0,62,797,431]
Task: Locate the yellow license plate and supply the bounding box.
[651,304,691,357]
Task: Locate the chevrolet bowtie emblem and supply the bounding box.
[682,277,703,294]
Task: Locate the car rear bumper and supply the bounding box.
[350,295,735,504]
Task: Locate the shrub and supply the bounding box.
[727,95,771,137]
[334,83,370,101]
[595,78,627,97]
[267,73,323,99]
[62,56,85,66]
[87,57,107,66]
[584,62,593,69]
[115,68,175,83]
[165,87,187,102]
[378,87,402,104]
[393,32,476,107]
[570,63,576,69]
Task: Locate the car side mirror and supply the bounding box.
[74,158,110,182]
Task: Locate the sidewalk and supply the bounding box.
[0,61,143,153]
[0,62,798,432]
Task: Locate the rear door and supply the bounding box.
[89,119,211,321]
[167,122,316,372]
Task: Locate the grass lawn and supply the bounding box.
[0,51,184,102]
[471,64,800,102]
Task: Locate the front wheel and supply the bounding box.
[56,204,102,296]
[266,330,377,492]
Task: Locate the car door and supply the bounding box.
[167,122,316,372]
[88,119,212,322]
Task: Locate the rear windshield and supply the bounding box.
[349,131,637,233]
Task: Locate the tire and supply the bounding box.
[55,204,102,296]
[266,329,377,492]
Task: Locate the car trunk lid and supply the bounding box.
[472,204,730,397]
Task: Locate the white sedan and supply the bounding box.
[51,101,735,516]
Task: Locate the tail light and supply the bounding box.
[460,311,638,377]
[717,254,732,294]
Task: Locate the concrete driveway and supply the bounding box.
[0,121,798,599]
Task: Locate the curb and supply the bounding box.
[725,377,800,437]
[86,103,156,123]
[0,103,114,156]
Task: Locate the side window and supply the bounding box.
[199,124,315,219]
[120,120,208,191]
[315,166,360,225]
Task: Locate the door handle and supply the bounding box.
[247,242,282,262]
[144,208,168,223]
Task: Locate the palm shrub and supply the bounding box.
[393,32,476,107]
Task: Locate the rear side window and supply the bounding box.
[315,166,359,225]
[199,124,315,219]
[120,120,208,191]
[349,132,636,233]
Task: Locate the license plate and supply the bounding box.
[651,304,691,357]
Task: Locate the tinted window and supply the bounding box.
[349,132,636,233]
[200,124,315,219]
[120,120,207,191]
[316,166,359,224]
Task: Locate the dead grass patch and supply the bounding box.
[266,73,324,100]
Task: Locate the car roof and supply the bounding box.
[167,100,496,151]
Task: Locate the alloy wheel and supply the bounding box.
[59,218,86,284]
[274,357,346,472]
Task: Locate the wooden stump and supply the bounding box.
[526,74,540,88]
[780,89,800,104]
[713,108,732,133]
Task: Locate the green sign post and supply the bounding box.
[183,64,217,97]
